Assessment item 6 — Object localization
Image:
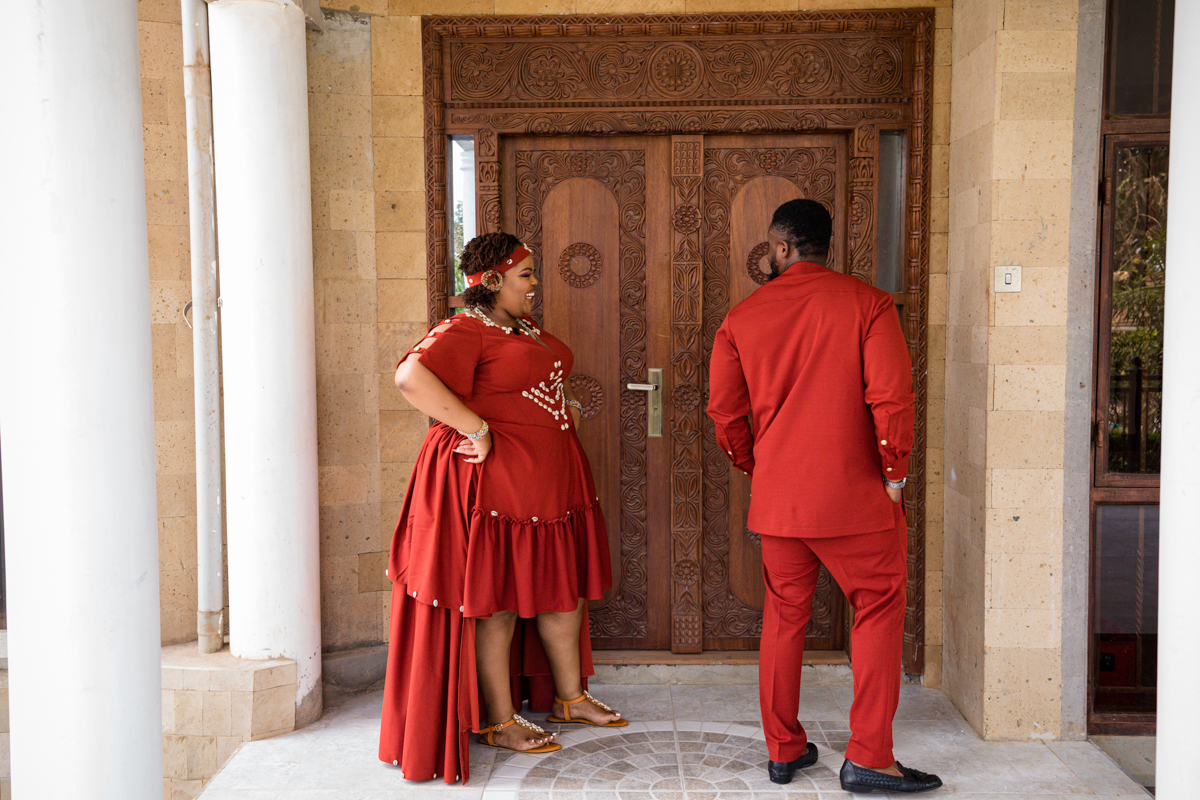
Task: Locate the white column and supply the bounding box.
[0,2,163,799]
[208,0,323,724]
[1158,4,1200,796]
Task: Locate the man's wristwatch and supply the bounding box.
[883,476,907,490]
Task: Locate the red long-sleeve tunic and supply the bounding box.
[707,261,915,538]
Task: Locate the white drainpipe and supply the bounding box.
[181,0,224,654]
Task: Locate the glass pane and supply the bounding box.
[1104,144,1167,475]
[876,130,906,294]
[1107,0,1174,116]
[448,136,476,296]
[1093,505,1158,715]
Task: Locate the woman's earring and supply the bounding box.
[481,270,503,292]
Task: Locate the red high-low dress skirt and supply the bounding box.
[377,313,612,783]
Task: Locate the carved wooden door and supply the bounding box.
[502,135,676,649]
[502,133,854,653]
[698,134,849,652]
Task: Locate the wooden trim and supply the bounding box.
[1088,713,1157,736]
[422,9,934,672]
[1100,118,1171,135]
[669,135,705,654]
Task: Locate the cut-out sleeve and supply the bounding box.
[399,317,483,399]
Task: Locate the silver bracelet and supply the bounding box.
[883,476,906,490]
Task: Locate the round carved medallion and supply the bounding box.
[568,375,604,420]
[673,204,701,234]
[672,383,700,414]
[651,45,702,96]
[746,241,772,286]
[557,242,603,289]
[672,558,700,586]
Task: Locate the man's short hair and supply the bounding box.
[770,199,833,258]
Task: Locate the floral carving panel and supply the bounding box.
[448,37,905,103]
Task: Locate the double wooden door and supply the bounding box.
[501,133,852,652]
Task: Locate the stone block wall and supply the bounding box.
[138,0,208,647]
[945,0,1079,740]
[306,12,394,654]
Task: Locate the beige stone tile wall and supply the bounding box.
[307,13,393,652]
[945,0,1078,740]
[923,5,952,690]
[138,0,203,647]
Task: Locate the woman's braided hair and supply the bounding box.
[461,232,524,311]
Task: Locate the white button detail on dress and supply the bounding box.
[412,590,417,597]
[433,599,438,607]
[532,516,539,522]
[385,569,389,578]
[887,467,893,472]
[880,439,888,445]
[393,760,398,766]
[491,510,498,517]
[460,605,464,612]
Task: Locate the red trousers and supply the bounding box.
[759,503,908,769]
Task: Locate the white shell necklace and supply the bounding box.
[465,303,537,335]
[467,307,551,351]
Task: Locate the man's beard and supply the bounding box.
[766,251,782,281]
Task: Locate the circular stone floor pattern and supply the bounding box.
[498,724,846,798]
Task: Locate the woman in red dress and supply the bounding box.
[378,232,627,784]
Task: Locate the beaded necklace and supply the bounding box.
[466,307,552,352]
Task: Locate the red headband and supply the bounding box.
[464,244,533,288]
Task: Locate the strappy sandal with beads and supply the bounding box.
[476,714,562,754]
[546,690,629,727]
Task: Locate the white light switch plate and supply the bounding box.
[995,265,1022,293]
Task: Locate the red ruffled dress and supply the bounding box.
[377,312,612,783]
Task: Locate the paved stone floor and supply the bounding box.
[200,683,1150,799]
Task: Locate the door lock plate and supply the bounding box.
[626,368,663,438]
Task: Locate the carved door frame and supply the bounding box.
[421,10,934,673]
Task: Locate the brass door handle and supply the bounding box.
[626,368,663,438]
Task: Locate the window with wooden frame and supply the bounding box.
[1088,0,1174,736]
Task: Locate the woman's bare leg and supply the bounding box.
[476,611,556,749]
[537,600,621,725]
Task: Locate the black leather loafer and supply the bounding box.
[839,759,942,794]
[767,742,819,784]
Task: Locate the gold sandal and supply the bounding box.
[476,714,562,754]
[546,691,629,727]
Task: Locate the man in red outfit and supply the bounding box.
[707,199,942,794]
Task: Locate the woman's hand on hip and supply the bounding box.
[884,485,903,504]
[454,431,492,464]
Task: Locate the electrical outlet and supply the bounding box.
[995,265,1022,293]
